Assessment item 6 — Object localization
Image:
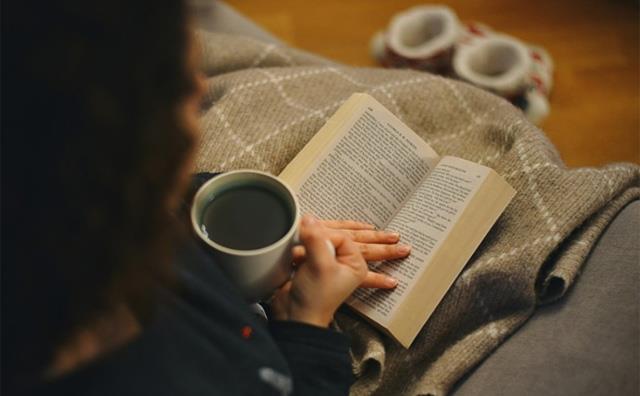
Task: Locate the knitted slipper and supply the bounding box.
[453,22,553,123]
[370,6,554,123]
[370,5,460,73]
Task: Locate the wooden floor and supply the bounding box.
[226,0,639,167]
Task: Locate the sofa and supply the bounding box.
[194,2,639,394]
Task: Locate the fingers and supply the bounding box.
[321,221,400,244]
[269,280,292,321]
[315,217,400,244]
[299,215,336,272]
[331,229,362,262]
[293,242,410,263]
[360,271,398,289]
[321,219,376,230]
[299,218,366,281]
[340,229,400,244]
[333,233,368,279]
[292,245,306,264]
[357,242,411,261]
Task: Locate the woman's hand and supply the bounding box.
[291,219,411,288]
[270,215,411,328]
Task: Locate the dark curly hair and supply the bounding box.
[2,0,197,390]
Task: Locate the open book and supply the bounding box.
[279,93,516,348]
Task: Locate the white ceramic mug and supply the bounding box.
[190,170,300,302]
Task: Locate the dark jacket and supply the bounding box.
[36,174,353,395]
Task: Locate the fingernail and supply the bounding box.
[386,277,398,287]
[398,244,411,255]
[389,232,400,240]
[302,214,316,226]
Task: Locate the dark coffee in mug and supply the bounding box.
[191,170,300,302]
[200,185,293,250]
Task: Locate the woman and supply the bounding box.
[2,1,410,395]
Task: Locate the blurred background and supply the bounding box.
[226,0,639,168]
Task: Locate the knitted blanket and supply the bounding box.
[195,31,640,396]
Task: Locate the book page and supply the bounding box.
[348,156,490,323]
[289,94,440,228]
[280,94,515,346]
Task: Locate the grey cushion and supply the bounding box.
[453,200,639,396]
